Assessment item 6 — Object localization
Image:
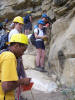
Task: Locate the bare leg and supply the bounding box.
[25,29,29,35]
[36,49,41,67]
[40,49,45,67]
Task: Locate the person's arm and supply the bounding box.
[35,32,48,40]
[34,32,42,39]
[29,15,32,22]
[2,78,31,93]
[1,53,31,93]
[34,29,42,39]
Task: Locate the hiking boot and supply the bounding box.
[34,66,41,71]
[39,67,47,72]
[20,96,28,100]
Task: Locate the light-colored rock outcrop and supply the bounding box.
[41,0,51,11]
[22,54,36,69]
[25,69,58,92]
[53,0,68,6]
[48,17,75,87]
[0,0,75,89]
[54,0,75,16]
[0,0,42,21]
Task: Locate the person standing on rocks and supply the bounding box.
[34,19,48,72]
[23,11,32,35]
[8,16,26,99]
[9,16,26,78]
[0,33,31,100]
[42,13,53,28]
[9,16,23,41]
[42,13,53,42]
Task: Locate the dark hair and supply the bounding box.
[10,42,28,47]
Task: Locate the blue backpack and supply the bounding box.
[0,33,9,50]
[24,15,30,23]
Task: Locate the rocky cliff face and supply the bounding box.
[0,0,75,88]
[48,0,75,88]
[0,0,42,20]
[48,17,75,87]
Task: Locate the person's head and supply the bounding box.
[42,13,48,23]
[13,16,24,32]
[9,34,28,58]
[37,19,45,29]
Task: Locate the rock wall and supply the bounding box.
[0,0,75,88]
[0,0,42,21]
[48,16,75,87]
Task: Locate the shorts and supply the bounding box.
[36,40,45,50]
[24,22,32,30]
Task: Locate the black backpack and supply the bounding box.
[46,16,53,24]
[30,29,39,46]
[0,33,9,50]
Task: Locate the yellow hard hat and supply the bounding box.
[13,16,24,24]
[26,11,32,14]
[10,34,28,45]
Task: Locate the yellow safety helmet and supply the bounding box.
[10,34,28,45]
[26,11,32,14]
[13,16,24,24]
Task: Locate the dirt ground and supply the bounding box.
[21,89,67,100]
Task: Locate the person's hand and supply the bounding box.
[44,35,48,38]
[43,35,48,39]
[20,78,31,85]
[46,23,49,27]
[43,35,48,41]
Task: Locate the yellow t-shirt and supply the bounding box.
[0,51,18,100]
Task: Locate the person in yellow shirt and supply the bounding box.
[0,34,31,100]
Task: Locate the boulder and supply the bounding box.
[47,9,55,20]
[51,18,70,44]
[0,0,42,21]
[61,58,75,87]
[41,0,51,11]
[25,69,58,92]
[48,17,75,87]
[32,11,42,19]
[54,0,75,16]
[53,0,68,6]
[22,54,36,69]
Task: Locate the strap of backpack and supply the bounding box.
[33,28,39,36]
[37,29,39,35]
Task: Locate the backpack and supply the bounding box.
[30,29,39,46]
[0,33,9,50]
[24,14,30,23]
[46,16,53,24]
